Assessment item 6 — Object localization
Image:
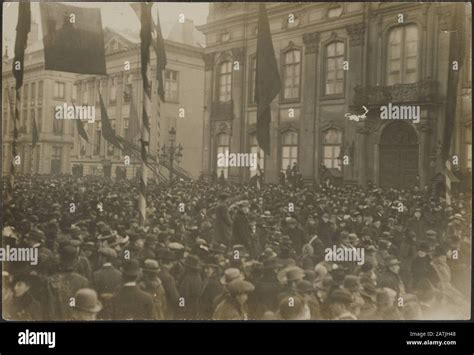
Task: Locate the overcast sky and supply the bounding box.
[2,2,209,56]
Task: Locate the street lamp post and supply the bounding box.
[160,127,183,181]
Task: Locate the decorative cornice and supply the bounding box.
[346,23,366,46]
[302,32,320,54]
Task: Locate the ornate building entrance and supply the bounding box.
[379,122,419,188]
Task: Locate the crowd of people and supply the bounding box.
[1,172,471,320]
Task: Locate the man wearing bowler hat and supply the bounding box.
[109,259,156,320]
[71,288,102,321]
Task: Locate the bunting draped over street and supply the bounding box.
[255,3,281,156]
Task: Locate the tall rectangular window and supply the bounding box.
[51,146,62,174]
[216,133,230,178]
[323,128,342,169]
[53,108,63,135]
[37,81,43,105]
[218,61,232,102]
[54,81,65,99]
[282,49,301,100]
[325,42,345,95]
[281,131,298,172]
[110,77,117,105]
[387,25,419,85]
[30,82,36,106]
[165,70,179,102]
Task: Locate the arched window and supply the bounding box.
[323,128,342,170]
[216,133,230,178]
[325,42,345,95]
[386,25,419,85]
[282,49,301,100]
[281,130,298,172]
[249,134,265,177]
[218,61,232,102]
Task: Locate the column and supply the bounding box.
[201,53,215,178]
[418,120,432,188]
[356,124,370,186]
[301,32,320,183]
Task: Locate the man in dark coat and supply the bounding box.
[232,201,252,249]
[248,258,282,319]
[213,193,233,246]
[378,256,406,297]
[198,256,224,319]
[176,255,203,320]
[109,259,156,320]
[282,218,306,255]
[157,250,180,319]
[3,273,42,320]
[410,242,439,292]
[92,248,122,298]
[47,245,89,320]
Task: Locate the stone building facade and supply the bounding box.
[198,2,472,188]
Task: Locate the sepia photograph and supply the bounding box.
[1,1,472,324]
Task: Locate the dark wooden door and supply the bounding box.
[379,122,419,188]
[380,146,418,188]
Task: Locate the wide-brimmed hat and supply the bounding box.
[277,266,305,284]
[384,256,401,267]
[450,213,464,221]
[73,288,102,313]
[142,259,160,274]
[121,259,141,277]
[220,268,244,285]
[182,255,201,270]
[226,279,255,295]
[98,247,117,259]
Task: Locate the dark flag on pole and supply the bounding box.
[140,2,153,98]
[99,92,123,150]
[441,3,466,161]
[153,6,167,102]
[126,95,140,144]
[12,0,31,92]
[256,3,281,155]
[73,104,89,142]
[39,2,107,75]
[32,112,39,147]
